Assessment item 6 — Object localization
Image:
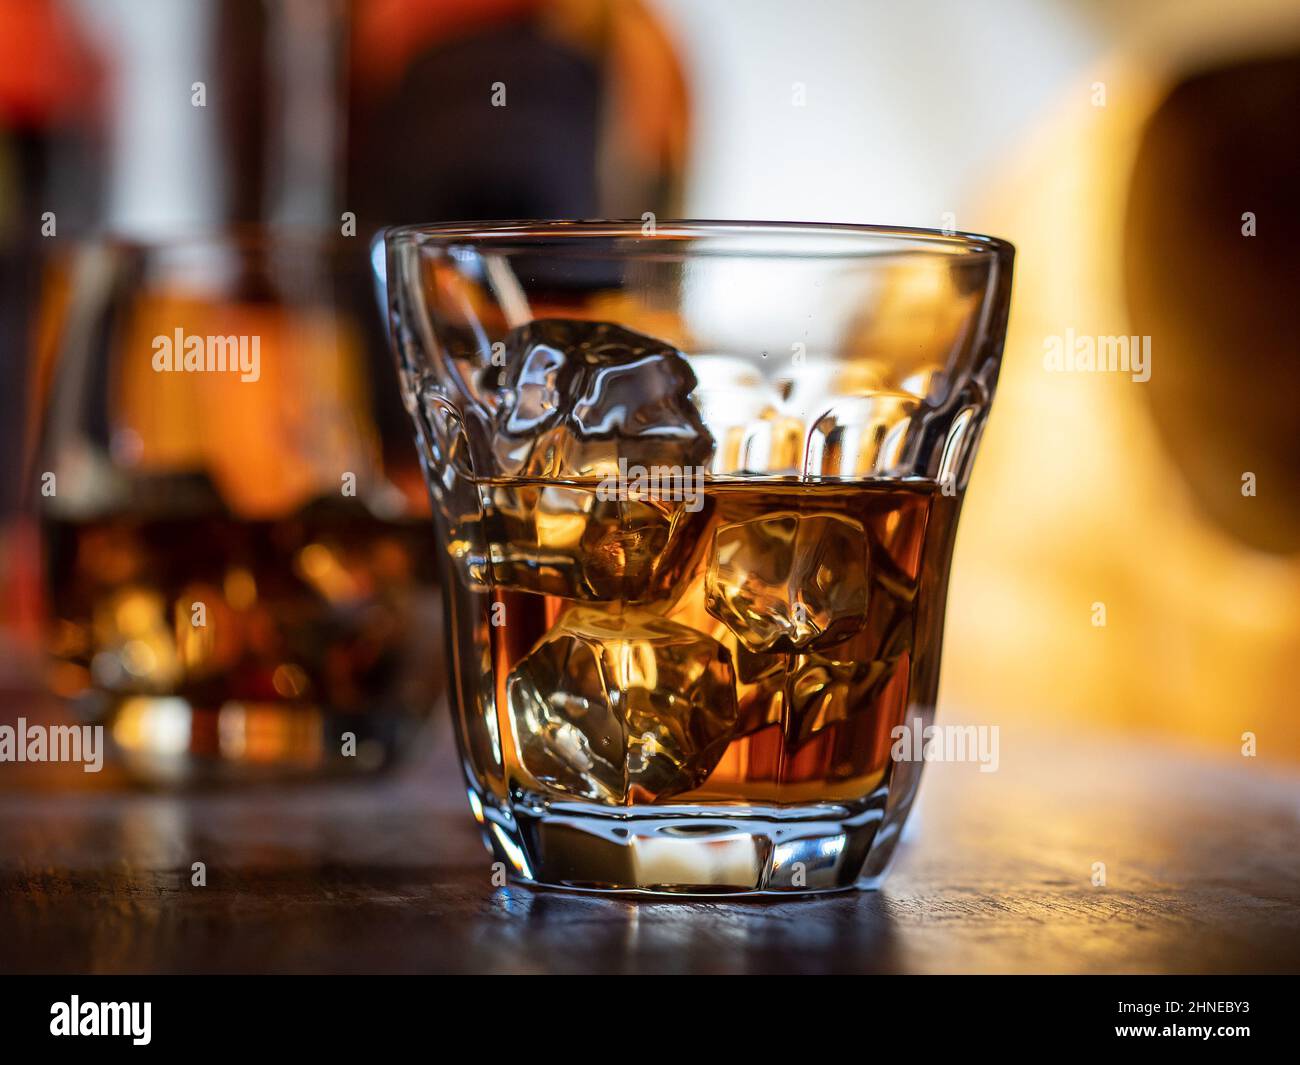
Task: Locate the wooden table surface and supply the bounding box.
[2,716,1298,974]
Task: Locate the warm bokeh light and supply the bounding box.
[945,17,1300,761]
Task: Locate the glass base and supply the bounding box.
[474,789,901,895]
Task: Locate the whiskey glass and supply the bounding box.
[381,221,1013,893]
[32,232,441,785]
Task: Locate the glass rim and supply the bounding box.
[384,218,1014,262]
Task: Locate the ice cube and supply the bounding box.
[483,482,707,602]
[704,511,869,654]
[506,606,739,803]
[786,654,896,743]
[493,319,714,478]
[485,320,715,601]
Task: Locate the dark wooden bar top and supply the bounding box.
[2,718,1298,974]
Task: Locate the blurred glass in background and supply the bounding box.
[32,233,441,784]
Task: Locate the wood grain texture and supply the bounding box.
[1,718,1297,974]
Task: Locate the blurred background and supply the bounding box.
[1,0,1298,784]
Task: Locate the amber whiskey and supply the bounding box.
[441,477,959,811]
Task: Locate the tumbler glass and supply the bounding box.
[32,232,441,786]
[381,220,1013,893]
